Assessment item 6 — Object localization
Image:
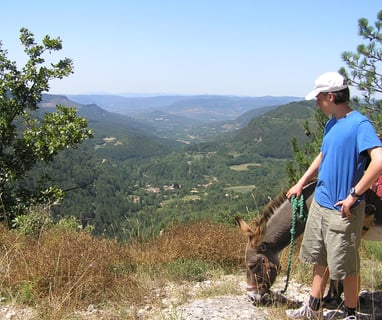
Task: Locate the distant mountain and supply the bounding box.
[46,94,303,143]
[42,93,311,152]
[40,94,82,109]
[39,94,181,157]
[67,94,303,121]
[67,94,188,114]
[41,94,153,136]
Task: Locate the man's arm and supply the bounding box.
[336,146,382,217]
[286,152,322,199]
[354,147,382,196]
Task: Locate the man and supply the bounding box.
[285,72,382,320]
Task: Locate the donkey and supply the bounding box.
[236,180,380,305]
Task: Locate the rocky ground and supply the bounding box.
[142,275,382,320]
[0,275,381,319]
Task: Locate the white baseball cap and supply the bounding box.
[305,72,348,100]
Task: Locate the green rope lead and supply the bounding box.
[281,194,306,294]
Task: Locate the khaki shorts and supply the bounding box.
[299,198,364,280]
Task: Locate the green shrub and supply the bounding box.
[56,215,83,231]
[12,207,53,237]
[363,241,382,261]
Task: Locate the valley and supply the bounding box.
[29,94,318,240]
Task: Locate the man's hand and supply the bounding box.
[286,183,304,200]
[335,195,358,218]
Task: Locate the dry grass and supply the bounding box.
[0,218,380,319]
[135,220,245,265]
[0,224,139,319]
[0,220,247,319]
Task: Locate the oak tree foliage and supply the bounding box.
[0,28,93,222]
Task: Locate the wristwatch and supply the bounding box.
[350,187,361,198]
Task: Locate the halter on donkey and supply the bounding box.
[235,180,382,305]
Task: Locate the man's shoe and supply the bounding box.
[285,303,323,319]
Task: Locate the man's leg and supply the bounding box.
[310,265,329,306]
[286,265,328,319]
[343,273,360,316]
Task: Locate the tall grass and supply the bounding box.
[0,223,141,318]
[0,219,245,319]
[360,241,382,291]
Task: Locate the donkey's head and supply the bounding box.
[235,182,317,304]
[235,216,279,303]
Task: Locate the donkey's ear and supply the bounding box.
[235,216,254,238]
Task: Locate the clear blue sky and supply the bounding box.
[1,1,381,97]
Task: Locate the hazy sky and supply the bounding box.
[1,1,381,97]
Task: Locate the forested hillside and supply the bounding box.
[23,96,317,240]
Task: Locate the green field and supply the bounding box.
[229,163,261,171]
[225,185,256,193]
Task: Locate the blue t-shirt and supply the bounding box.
[315,110,382,211]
